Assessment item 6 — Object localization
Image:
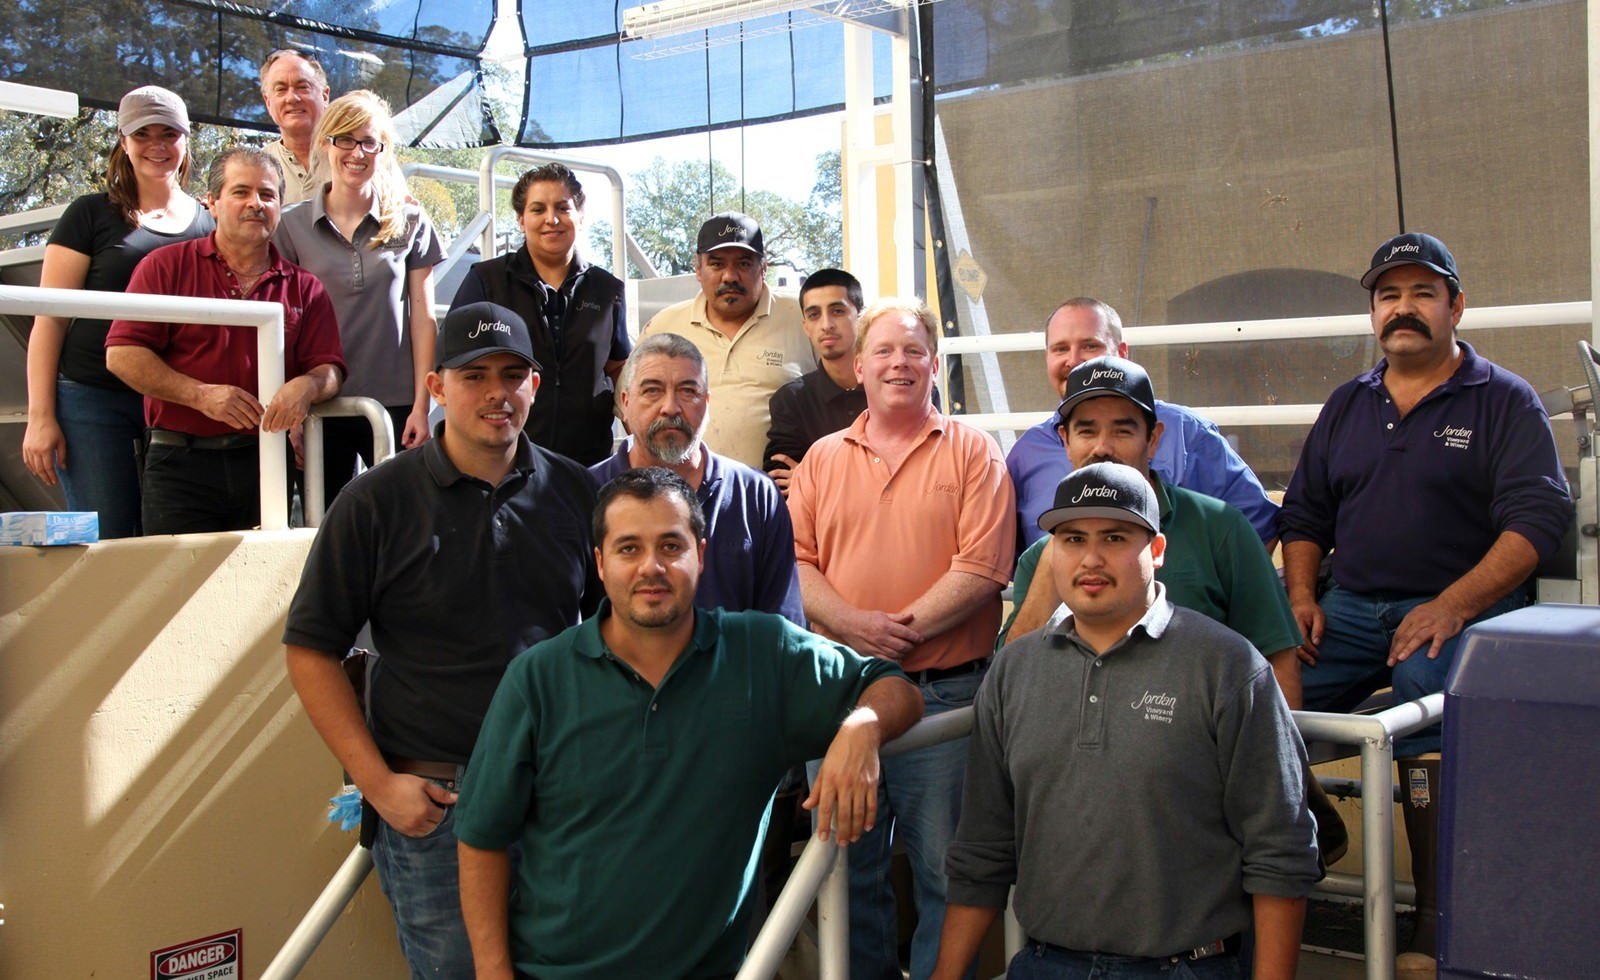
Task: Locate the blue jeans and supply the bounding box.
[1006,942,1243,980]
[53,379,144,538]
[834,666,984,980]
[1301,586,1530,756]
[371,803,474,980]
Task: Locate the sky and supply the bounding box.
[481,0,845,210]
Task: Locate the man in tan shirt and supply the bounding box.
[641,213,813,469]
[789,297,1014,980]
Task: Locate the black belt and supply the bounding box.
[911,657,990,684]
[148,428,258,451]
[1030,934,1242,963]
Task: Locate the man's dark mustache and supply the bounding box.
[1382,314,1431,340]
[716,283,747,297]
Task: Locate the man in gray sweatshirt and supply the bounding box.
[931,462,1320,980]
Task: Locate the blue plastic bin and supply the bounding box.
[1440,603,1600,979]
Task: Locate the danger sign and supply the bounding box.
[151,928,242,980]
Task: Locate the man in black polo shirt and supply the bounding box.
[283,301,599,980]
[763,267,866,495]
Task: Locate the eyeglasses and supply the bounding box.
[327,135,384,153]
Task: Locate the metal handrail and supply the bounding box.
[945,301,1595,434]
[258,691,1442,979]
[0,284,291,529]
[302,397,397,526]
[477,147,628,276]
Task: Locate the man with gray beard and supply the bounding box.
[590,331,804,622]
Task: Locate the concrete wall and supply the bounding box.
[0,531,407,978]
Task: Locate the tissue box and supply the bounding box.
[0,511,100,546]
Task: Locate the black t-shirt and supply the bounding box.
[48,192,215,389]
[282,432,602,763]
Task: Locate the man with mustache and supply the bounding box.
[641,212,814,469]
[1279,232,1572,979]
[590,331,804,622]
[932,462,1319,980]
[106,146,345,533]
[283,302,600,980]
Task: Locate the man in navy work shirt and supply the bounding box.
[933,463,1319,980]
[1005,297,1278,552]
[591,331,804,623]
[1279,232,1571,978]
[455,467,922,980]
[282,302,599,980]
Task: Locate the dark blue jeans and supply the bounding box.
[1007,942,1244,979]
[371,803,474,980]
[54,379,144,538]
[1301,586,1530,756]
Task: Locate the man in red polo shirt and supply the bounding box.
[107,146,345,534]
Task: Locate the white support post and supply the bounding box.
[844,22,880,297]
[890,20,914,297]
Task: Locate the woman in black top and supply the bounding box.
[22,85,214,537]
[449,163,631,465]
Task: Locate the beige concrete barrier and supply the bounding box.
[0,531,406,978]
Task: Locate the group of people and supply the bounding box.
[22,49,628,534]
[13,53,1575,980]
[271,195,1563,980]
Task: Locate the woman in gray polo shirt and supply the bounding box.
[275,89,444,500]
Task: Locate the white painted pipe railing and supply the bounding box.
[0,284,289,529]
[301,397,397,527]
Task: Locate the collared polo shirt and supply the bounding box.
[1006,399,1279,551]
[763,367,867,471]
[274,194,444,406]
[282,430,600,763]
[1280,342,1571,596]
[790,409,1016,672]
[454,604,903,979]
[591,443,805,623]
[949,585,1319,956]
[1003,476,1301,655]
[263,138,325,205]
[107,235,345,437]
[642,285,814,468]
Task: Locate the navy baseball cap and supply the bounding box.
[1056,356,1158,430]
[1038,462,1160,535]
[696,212,764,256]
[1361,232,1460,290]
[436,302,541,371]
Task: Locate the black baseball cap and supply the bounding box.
[696,212,764,256]
[436,302,541,371]
[1038,462,1160,535]
[1055,356,1158,430]
[1360,232,1460,290]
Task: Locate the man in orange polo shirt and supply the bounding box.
[789,297,1015,980]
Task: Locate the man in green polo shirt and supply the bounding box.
[1000,355,1346,860]
[454,466,922,980]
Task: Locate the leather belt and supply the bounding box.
[148,428,258,450]
[911,657,990,684]
[386,756,461,784]
[1030,934,1242,963]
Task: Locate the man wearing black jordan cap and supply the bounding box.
[933,462,1319,979]
[283,299,599,979]
[1281,231,1571,978]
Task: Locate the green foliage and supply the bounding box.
[623,152,842,277]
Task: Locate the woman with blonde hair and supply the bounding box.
[275,89,443,500]
[22,85,215,538]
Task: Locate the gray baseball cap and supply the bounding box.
[118,86,191,136]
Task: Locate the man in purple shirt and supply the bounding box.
[1005,297,1278,552]
[1279,232,1571,978]
[590,331,804,624]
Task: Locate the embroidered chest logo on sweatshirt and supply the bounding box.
[1433,424,1473,450]
[1130,689,1177,724]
